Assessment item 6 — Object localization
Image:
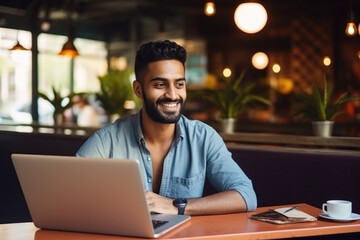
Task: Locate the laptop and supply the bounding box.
[11,153,190,238]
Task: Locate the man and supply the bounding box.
[71,93,100,127]
[76,40,257,215]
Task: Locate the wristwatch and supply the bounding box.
[173,198,187,215]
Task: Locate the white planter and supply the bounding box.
[312,121,334,137]
[220,118,237,133]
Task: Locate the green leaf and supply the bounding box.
[38,86,74,114]
[96,70,140,115]
[292,74,360,121]
[197,70,271,119]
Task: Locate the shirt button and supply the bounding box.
[147,178,152,183]
[147,157,151,161]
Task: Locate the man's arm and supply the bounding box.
[146,190,247,215]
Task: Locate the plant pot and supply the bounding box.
[312,121,334,137]
[53,113,64,126]
[220,118,237,133]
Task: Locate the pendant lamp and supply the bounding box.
[204,1,216,16]
[9,31,29,51]
[345,3,357,36]
[59,1,79,58]
[234,2,267,34]
[9,41,29,51]
[59,37,79,58]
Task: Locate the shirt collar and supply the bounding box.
[133,110,184,145]
[134,110,144,144]
[174,119,184,146]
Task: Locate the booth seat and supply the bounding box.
[225,146,360,214]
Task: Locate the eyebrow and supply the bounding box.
[150,77,186,82]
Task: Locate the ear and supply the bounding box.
[133,80,142,98]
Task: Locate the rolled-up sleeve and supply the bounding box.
[205,131,257,211]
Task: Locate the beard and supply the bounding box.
[142,88,185,124]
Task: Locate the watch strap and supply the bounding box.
[173,198,187,215]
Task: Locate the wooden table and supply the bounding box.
[1,203,360,240]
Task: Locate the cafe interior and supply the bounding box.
[1,0,360,238]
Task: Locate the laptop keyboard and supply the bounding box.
[152,220,169,229]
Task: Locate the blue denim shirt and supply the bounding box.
[76,111,257,211]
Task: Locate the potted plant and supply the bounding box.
[293,74,360,137]
[38,86,74,125]
[195,70,271,133]
[96,70,140,122]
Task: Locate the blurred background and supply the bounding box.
[0,0,359,135]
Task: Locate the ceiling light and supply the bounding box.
[59,38,79,58]
[41,20,51,32]
[223,68,232,78]
[9,30,30,51]
[345,3,357,36]
[9,40,29,51]
[59,0,79,58]
[345,22,357,36]
[323,56,331,66]
[234,2,268,34]
[252,52,269,69]
[204,2,216,16]
[272,64,281,73]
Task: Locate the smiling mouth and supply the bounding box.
[163,102,178,108]
[159,102,180,112]
[157,98,182,108]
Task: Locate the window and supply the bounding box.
[0,27,107,125]
[0,28,32,124]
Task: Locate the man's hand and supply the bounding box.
[145,191,178,214]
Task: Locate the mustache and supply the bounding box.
[156,98,183,104]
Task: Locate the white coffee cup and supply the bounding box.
[322,200,352,219]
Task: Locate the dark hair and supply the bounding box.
[134,40,187,82]
[73,93,89,104]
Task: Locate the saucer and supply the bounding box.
[319,212,360,222]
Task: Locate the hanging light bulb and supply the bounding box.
[41,0,51,32]
[41,20,51,32]
[204,1,216,16]
[345,22,357,36]
[234,2,268,34]
[222,67,232,78]
[252,52,269,69]
[272,64,281,73]
[345,4,357,36]
[345,17,357,36]
[323,56,331,66]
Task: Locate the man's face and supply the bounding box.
[137,60,186,123]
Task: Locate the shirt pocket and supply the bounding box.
[170,173,206,198]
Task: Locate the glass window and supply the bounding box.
[0,28,32,124]
[0,27,107,125]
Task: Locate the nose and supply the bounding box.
[164,85,177,100]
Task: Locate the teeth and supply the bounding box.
[163,103,177,107]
